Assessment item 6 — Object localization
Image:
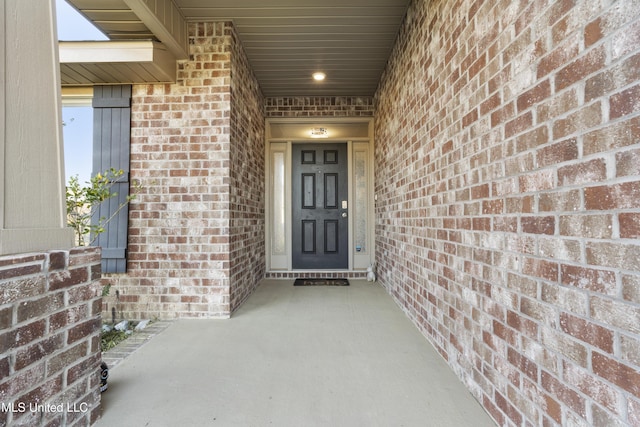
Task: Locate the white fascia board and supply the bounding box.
[59,40,160,63]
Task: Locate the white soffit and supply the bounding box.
[63,0,410,96]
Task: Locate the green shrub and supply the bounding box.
[66,168,137,246]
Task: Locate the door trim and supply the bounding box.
[265,118,374,272]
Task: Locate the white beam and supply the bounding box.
[123,0,188,60]
[59,40,177,84]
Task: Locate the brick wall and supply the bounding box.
[0,248,102,427]
[103,21,266,320]
[375,0,640,425]
[265,97,374,117]
[229,26,266,311]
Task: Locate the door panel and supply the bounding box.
[302,174,316,208]
[324,220,339,253]
[324,174,338,208]
[302,220,316,253]
[292,143,348,269]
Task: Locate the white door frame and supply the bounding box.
[265,118,375,272]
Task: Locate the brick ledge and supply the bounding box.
[266,271,367,279]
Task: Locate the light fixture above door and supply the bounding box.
[310,127,329,138]
[312,72,326,81]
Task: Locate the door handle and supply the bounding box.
[342,212,348,218]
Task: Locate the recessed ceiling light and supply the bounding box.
[312,72,326,81]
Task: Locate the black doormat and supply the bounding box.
[294,278,350,286]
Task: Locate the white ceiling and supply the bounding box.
[63,0,410,97]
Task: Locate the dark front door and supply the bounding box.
[292,143,348,269]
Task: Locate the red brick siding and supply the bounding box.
[265,97,374,117]
[375,0,640,425]
[229,26,266,312]
[103,22,265,319]
[0,248,102,427]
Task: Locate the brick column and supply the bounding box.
[0,248,103,426]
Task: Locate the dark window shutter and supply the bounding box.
[92,85,132,273]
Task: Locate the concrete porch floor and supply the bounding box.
[96,280,496,427]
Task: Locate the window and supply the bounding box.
[62,93,93,184]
